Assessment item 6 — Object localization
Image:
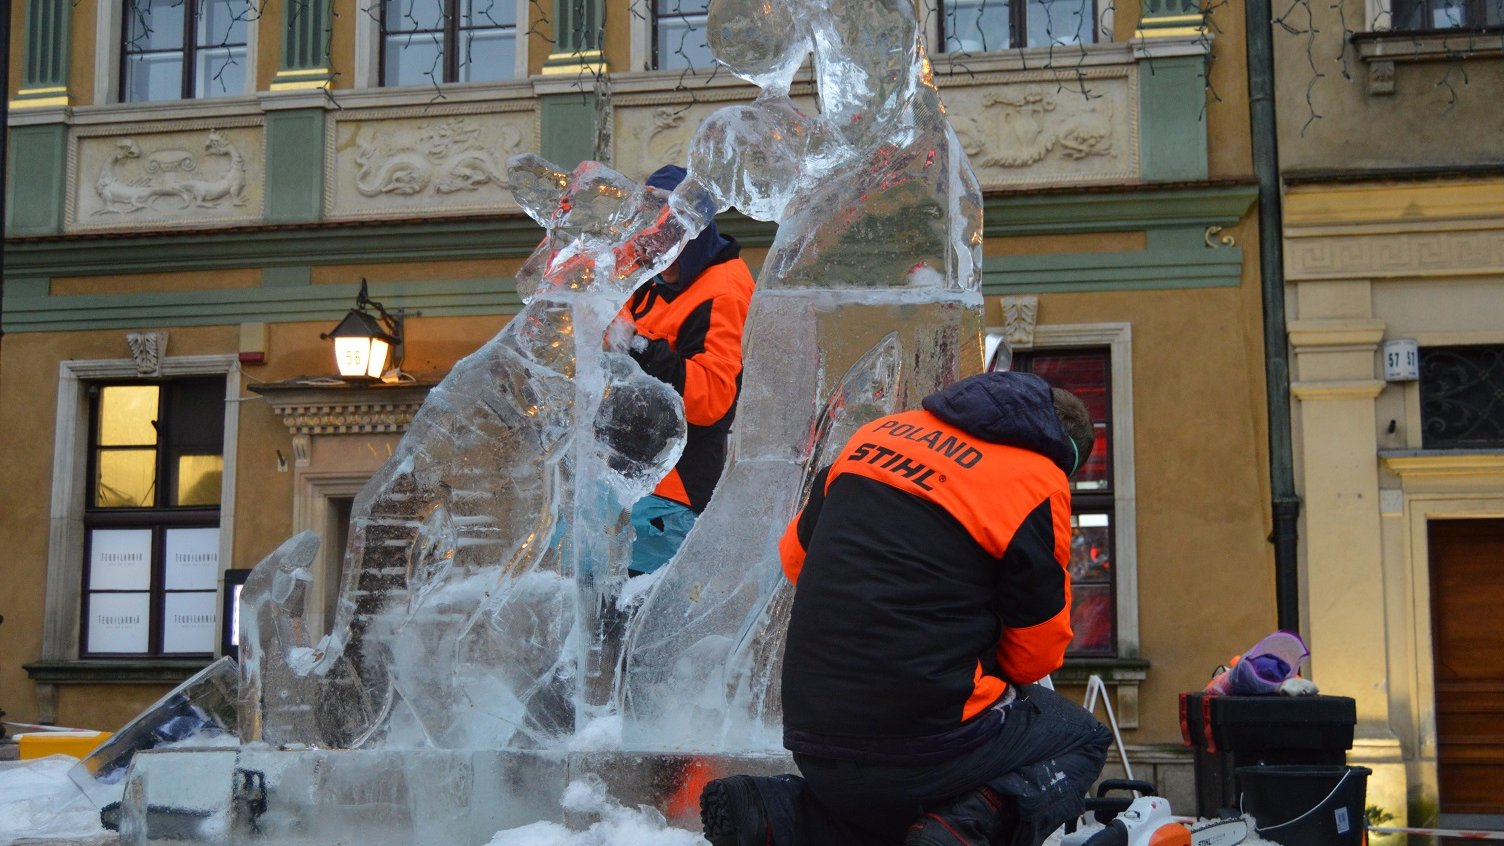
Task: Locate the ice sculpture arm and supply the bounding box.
[778,464,832,584]
[993,495,1074,685]
[629,282,751,426]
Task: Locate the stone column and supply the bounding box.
[270,0,335,91]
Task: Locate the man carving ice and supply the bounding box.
[616,165,756,576]
[700,370,1113,846]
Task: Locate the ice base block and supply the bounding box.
[118,747,797,844]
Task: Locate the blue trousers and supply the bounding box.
[758,684,1112,846]
[628,494,697,575]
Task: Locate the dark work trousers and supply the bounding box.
[761,684,1113,846]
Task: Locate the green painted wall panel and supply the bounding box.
[265,110,327,223]
[539,93,599,171]
[5,124,69,237]
[1138,56,1209,183]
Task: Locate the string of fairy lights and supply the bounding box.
[106,0,1504,127]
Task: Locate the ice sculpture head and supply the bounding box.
[810,0,923,147]
[508,156,672,300]
[707,0,811,93]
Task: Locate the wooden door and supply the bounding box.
[1429,518,1504,829]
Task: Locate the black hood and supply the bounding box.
[921,371,1076,475]
[645,165,737,291]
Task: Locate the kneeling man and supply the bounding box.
[702,370,1113,846]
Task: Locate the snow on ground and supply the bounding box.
[485,777,704,846]
[0,755,107,843]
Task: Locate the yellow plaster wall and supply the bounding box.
[310,258,525,284]
[0,327,236,729]
[70,0,100,104]
[256,8,280,92]
[1202,0,1253,178]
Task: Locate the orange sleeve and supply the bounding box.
[994,490,1075,684]
[779,517,807,584]
[679,285,750,426]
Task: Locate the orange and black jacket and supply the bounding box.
[622,235,754,512]
[778,371,1077,763]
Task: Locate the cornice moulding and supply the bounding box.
[251,382,436,435]
[1287,319,1387,348]
[1381,452,1504,479]
[1291,379,1386,400]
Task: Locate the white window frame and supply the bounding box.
[42,355,241,661]
[355,0,531,88]
[94,0,261,104]
[986,322,1139,658]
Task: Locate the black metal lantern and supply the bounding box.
[321,279,404,380]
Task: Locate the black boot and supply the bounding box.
[904,785,1016,846]
[701,775,773,846]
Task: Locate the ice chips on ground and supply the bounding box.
[486,777,705,846]
[0,755,107,841]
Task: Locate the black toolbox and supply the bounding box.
[1180,692,1357,818]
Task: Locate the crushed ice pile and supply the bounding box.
[0,755,107,842]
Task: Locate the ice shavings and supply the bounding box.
[0,755,106,841]
[485,777,705,846]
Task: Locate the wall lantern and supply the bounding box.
[322,279,404,381]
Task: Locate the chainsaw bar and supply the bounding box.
[1189,817,1249,846]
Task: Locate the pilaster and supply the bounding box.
[271,0,334,91]
[541,0,607,76]
[11,0,73,108]
[1290,315,1394,732]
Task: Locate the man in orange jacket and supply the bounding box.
[700,370,1112,846]
[619,165,756,575]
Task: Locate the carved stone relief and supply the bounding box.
[943,69,1138,188]
[69,122,263,230]
[127,331,168,376]
[327,109,533,218]
[1002,296,1040,350]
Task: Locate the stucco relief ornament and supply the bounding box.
[1002,296,1039,350]
[127,331,168,376]
[92,130,249,215]
[352,117,518,198]
[645,108,690,168]
[963,90,1116,168]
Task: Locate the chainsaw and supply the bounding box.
[1060,780,1249,846]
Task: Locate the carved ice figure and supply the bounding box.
[245,159,693,750]
[245,0,984,757]
[620,0,984,746]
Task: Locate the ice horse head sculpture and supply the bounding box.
[242,0,984,756]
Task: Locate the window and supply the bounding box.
[1420,345,1504,449]
[82,379,226,657]
[122,0,250,101]
[654,0,713,71]
[940,0,1098,51]
[1002,348,1116,656]
[1389,0,1501,29]
[381,0,517,86]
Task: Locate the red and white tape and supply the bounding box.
[1369,825,1504,840]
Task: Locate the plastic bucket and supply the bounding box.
[1237,765,1371,845]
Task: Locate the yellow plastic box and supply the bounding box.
[16,730,112,760]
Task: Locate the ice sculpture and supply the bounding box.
[241,0,982,761]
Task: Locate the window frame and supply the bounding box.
[98,0,256,104]
[1009,346,1117,657]
[985,322,1139,660]
[651,0,712,72]
[80,379,227,658]
[41,355,240,665]
[1386,0,1501,30]
[377,0,521,87]
[932,0,1103,53]
[118,0,253,102]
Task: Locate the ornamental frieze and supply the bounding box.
[68,121,264,230]
[326,107,534,219]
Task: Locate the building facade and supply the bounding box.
[1274,0,1504,829]
[6,0,1277,803]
